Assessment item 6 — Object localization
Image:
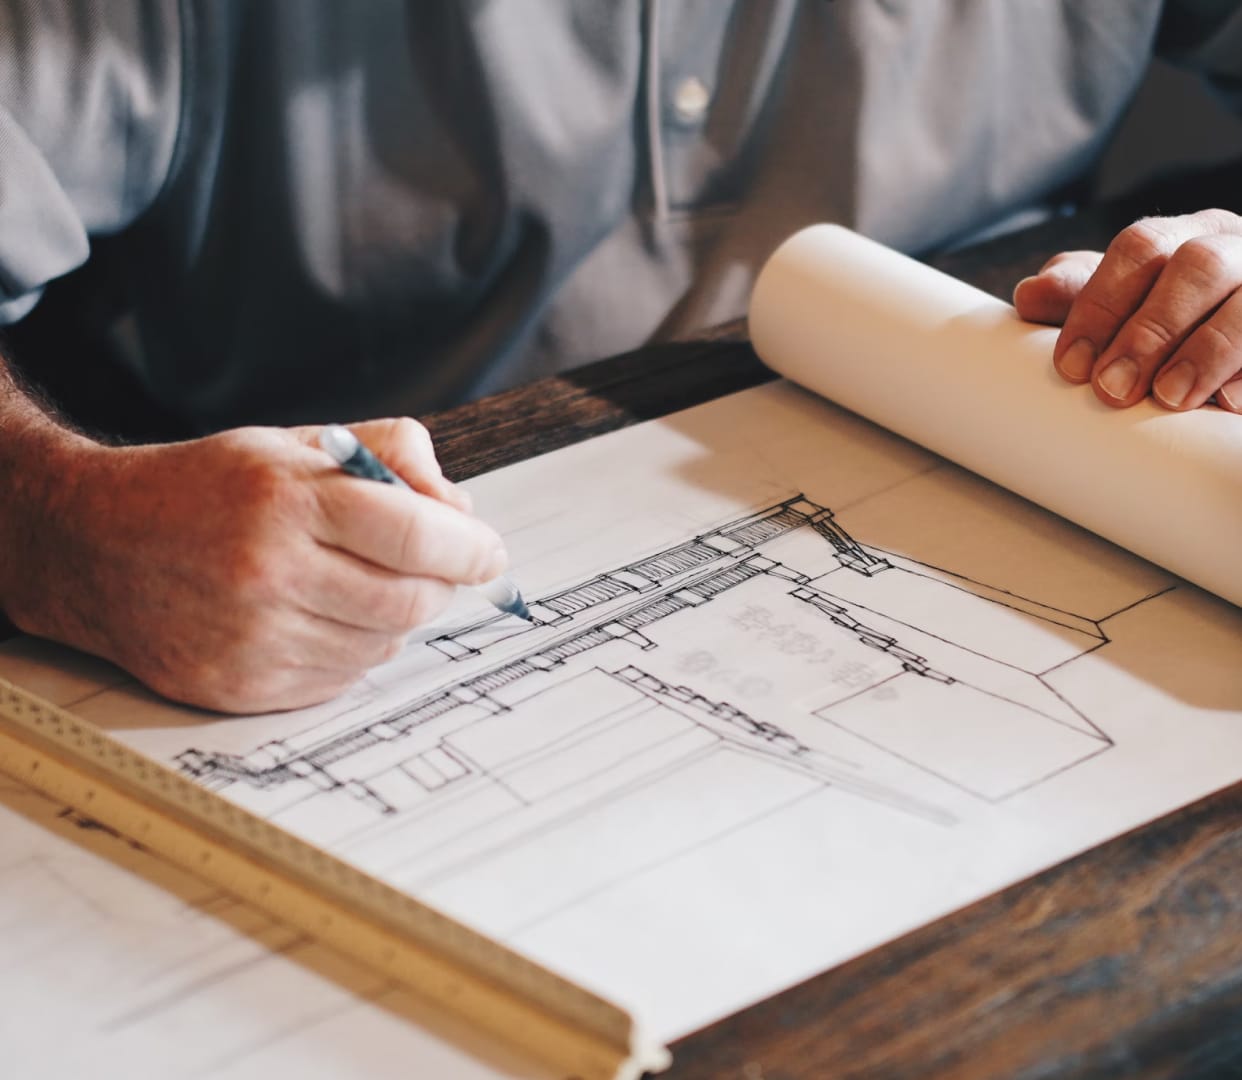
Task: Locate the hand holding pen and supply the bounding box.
[319,424,532,621]
[10,416,513,716]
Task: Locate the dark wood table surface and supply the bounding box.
[424,166,1242,1080]
[5,163,1242,1078]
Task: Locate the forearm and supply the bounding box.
[0,354,102,635]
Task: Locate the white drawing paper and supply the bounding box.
[0,772,553,1079]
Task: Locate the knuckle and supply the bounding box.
[1193,319,1242,363]
[1121,311,1179,352]
[234,456,312,525]
[1192,207,1242,234]
[1072,291,1130,329]
[1169,234,1237,285]
[220,542,285,597]
[1110,219,1175,268]
[233,457,284,507]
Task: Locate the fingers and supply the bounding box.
[292,614,411,671]
[314,476,507,584]
[1092,233,1242,408]
[1012,251,1103,325]
[181,662,367,715]
[1053,214,1216,382]
[144,586,439,713]
[293,415,472,511]
[350,416,469,506]
[1046,210,1242,409]
[297,551,459,634]
[1148,289,1242,411]
[293,413,500,580]
[1219,374,1242,413]
[148,663,363,715]
[134,596,403,714]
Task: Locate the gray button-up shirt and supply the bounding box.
[1,0,1240,430]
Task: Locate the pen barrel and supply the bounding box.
[342,447,407,488]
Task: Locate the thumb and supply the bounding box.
[1012,250,1104,326]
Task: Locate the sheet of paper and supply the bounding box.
[0,770,554,1079]
[5,370,1241,1047]
[750,224,1242,607]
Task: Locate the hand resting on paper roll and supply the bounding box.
[1013,209,1242,414]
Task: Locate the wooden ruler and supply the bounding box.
[0,676,670,1080]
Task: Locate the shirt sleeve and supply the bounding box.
[0,0,181,323]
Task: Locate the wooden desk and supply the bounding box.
[5,165,1242,1077]
[423,171,1242,1079]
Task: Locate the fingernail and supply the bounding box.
[1217,379,1242,411]
[1058,338,1096,381]
[1152,361,1198,410]
[1097,356,1138,402]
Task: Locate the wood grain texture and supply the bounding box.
[423,325,766,482]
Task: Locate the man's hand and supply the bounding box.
[1,416,506,714]
[1013,208,1242,412]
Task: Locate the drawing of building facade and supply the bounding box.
[174,497,1113,927]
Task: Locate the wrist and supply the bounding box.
[0,410,110,638]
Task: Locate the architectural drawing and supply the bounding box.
[176,496,1122,923]
[4,371,1238,1051]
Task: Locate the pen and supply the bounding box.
[318,424,534,623]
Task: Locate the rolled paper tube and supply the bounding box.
[748,224,1242,608]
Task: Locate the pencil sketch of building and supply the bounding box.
[174,496,1114,929]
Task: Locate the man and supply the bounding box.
[1,0,1240,712]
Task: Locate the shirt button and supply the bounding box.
[671,76,711,124]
